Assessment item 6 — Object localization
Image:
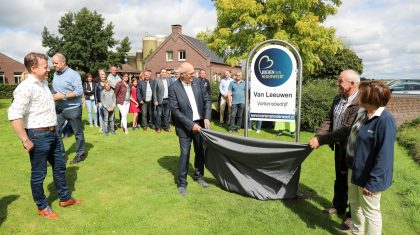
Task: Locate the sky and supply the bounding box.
[0,0,419,79]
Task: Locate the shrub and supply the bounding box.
[210,80,220,101]
[301,79,337,132]
[397,117,420,163]
[0,84,18,98]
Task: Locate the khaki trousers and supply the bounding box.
[219,95,231,124]
[348,170,382,235]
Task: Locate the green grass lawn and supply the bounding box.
[0,99,419,234]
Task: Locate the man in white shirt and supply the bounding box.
[8,52,83,219]
[219,70,233,125]
[107,66,121,89]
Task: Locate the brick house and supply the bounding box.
[0,53,26,84]
[144,25,241,81]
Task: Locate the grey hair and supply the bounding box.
[341,69,360,84]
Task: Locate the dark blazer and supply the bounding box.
[137,79,155,102]
[351,109,396,192]
[169,78,211,138]
[153,78,172,104]
[83,82,97,100]
[316,93,360,172]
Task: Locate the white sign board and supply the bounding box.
[250,45,297,122]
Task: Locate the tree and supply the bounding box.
[197,0,342,76]
[42,7,131,73]
[311,48,363,80]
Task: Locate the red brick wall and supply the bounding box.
[387,95,420,126]
[145,35,209,75]
[144,32,241,80]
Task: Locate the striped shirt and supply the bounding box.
[333,90,359,131]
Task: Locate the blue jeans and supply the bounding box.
[56,106,86,158]
[156,99,170,130]
[230,103,245,131]
[85,99,97,126]
[248,112,262,130]
[27,128,71,210]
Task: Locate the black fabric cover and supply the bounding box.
[201,129,312,200]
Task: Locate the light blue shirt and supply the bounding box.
[219,78,232,96]
[52,66,83,110]
[229,80,246,104]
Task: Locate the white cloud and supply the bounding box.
[0,0,216,62]
[325,0,420,79]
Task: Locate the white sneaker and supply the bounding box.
[90,124,93,127]
[256,129,261,134]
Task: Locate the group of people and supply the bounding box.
[8,50,397,235]
[82,66,212,136]
[309,70,397,235]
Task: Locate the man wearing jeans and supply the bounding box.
[8,52,82,219]
[52,53,86,164]
[228,72,246,133]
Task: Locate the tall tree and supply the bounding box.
[42,7,131,73]
[197,0,342,76]
[312,48,363,80]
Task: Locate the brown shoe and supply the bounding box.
[341,218,352,230]
[156,129,161,134]
[322,207,338,214]
[59,198,84,207]
[38,206,59,219]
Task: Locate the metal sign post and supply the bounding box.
[245,39,303,143]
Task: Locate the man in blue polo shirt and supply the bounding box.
[52,53,86,164]
[228,71,246,133]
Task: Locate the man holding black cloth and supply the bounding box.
[169,62,211,196]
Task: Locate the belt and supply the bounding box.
[31,126,56,132]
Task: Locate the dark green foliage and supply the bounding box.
[312,48,363,80]
[301,79,337,132]
[210,80,221,101]
[42,7,131,73]
[397,117,420,163]
[0,84,18,98]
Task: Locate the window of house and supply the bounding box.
[0,73,5,84]
[166,51,173,61]
[178,50,186,61]
[14,74,21,84]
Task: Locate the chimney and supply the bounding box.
[171,24,182,35]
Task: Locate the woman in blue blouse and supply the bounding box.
[346,81,397,235]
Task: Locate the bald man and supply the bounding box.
[52,53,86,164]
[168,62,211,196]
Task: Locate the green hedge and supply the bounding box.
[208,79,337,132]
[397,117,420,163]
[0,84,18,99]
[210,80,220,101]
[301,79,337,132]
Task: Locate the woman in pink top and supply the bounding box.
[129,78,140,130]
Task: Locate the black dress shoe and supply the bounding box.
[70,156,83,164]
[178,186,187,196]
[195,178,209,188]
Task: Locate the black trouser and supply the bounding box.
[177,120,205,187]
[141,101,153,128]
[333,144,351,218]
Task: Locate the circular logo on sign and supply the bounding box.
[253,47,294,87]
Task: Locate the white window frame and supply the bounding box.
[14,74,21,84]
[166,51,173,61]
[178,50,186,61]
[0,73,5,84]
